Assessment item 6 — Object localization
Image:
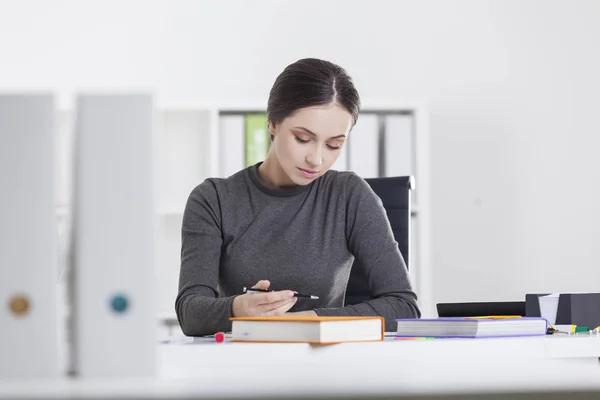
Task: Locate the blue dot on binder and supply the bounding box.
[110,294,129,314]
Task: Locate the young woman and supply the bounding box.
[175,58,420,335]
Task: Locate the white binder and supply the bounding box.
[219,114,245,178]
[71,94,157,378]
[0,94,60,379]
[384,114,414,177]
[348,113,379,178]
[158,110,211,213]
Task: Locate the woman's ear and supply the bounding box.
[268,121,277,137]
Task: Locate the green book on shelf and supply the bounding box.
[245,114,270,167]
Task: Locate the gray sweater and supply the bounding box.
[175,163,420,335]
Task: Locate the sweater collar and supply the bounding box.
[248,162,314,197]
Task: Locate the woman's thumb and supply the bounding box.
[252,280,270,290]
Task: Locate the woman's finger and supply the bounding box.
[256,297,296,314]
[251,280,270,290]
[261,299,298,317]
[251,290,294,306]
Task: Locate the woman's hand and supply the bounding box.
[232,280,297,317]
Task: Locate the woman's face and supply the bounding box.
[269,103,353,186]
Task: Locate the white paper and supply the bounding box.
[538,293,560,325]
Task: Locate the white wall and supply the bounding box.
[2,0,600,310]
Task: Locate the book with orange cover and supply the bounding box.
[230,316,384,344]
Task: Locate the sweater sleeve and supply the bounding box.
[174,180,236,336]
[314,173,421,331]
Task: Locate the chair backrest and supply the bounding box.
[344,176,415,306]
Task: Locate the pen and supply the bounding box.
[243,287,319,300]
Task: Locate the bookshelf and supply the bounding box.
[54,100,434,330]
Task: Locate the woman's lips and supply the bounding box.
[298,167,318,178]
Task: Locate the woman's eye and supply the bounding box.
[326,140,344,150]
[294,136,310,144]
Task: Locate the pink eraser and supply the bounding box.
[215,332,225,343]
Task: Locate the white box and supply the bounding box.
[71,94,158,378]
[0,94,60,379]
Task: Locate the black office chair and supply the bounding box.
[344,176,415,306]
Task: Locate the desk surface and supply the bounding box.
[2,335,600,399]
[161,333,600,374]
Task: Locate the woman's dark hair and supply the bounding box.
[267,58,361,139]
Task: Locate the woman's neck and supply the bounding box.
[257,152,297,189]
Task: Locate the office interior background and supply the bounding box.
[2,0,600,324]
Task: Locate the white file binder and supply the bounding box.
[348,113,378,178]
[0,94,60,379]
[219,114,245,178]
[158,110,211,212]
[384,114,414,177]
[71,94,157,378]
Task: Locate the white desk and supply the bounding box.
[161,333,600,375]
[2,335,600,399]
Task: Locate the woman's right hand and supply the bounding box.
[232,280,297,317]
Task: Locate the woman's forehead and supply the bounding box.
[284,105,353,137]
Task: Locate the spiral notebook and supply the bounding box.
[395,317,548,338]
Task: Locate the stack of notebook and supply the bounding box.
[395,317,548,338]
